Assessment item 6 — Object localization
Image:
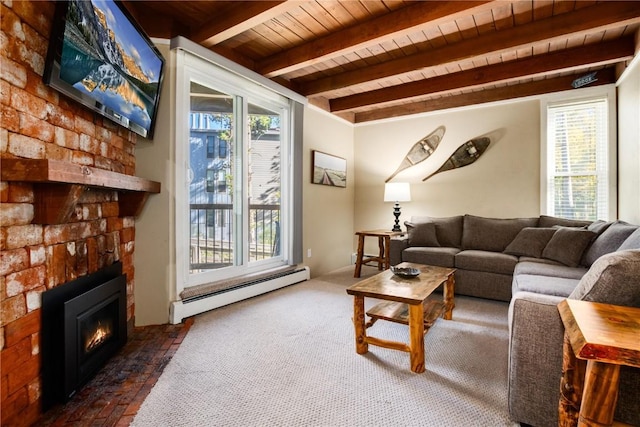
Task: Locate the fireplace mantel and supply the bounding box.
[1,159,161,224]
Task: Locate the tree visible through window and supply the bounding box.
[187,83,286,276]
[173,43,304,315]
[546,97,609,221]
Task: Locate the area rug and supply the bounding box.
[131,265,518,426]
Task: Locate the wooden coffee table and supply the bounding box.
[346,262,455,373]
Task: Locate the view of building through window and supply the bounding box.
[188,84,282,273]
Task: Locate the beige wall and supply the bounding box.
[302,107,355,277]
[353,100,541,255]
[617,56,640,224]
[135,42,175,326]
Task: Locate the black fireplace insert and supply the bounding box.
[41,262,127,409]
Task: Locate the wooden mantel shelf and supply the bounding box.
[1,159,161,224]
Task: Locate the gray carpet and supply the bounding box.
[132,265,518,426]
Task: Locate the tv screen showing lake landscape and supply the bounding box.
[44,0,164,138]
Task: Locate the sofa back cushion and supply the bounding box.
[462,215,538,252]
[569,249,640,308]
[618,228,640,251]
[581,221,639,266]
[410,216,463,247]
[587,220,613,236]
[538,215,592,228]
[404,221,440,247]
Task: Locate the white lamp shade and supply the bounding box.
[384,182,411,202]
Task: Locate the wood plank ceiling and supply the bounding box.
[123,1,640,123]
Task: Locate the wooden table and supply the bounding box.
[346,262,455,373]
[353,229,405,278]
[557,299,640,427]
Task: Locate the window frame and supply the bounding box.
[173,45,304,296]
[540,85,617,221]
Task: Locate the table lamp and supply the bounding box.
[384,182,411,232]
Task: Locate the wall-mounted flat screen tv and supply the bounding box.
[44,0,165,139]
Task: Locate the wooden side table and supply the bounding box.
[557,299,640,427]
[353,230,404,278]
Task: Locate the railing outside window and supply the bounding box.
[190,203,280,272]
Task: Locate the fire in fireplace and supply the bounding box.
[41,262,127,409]
[84,319,113,354]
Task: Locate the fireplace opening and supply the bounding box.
[41,262,127,410]
[83,316,114,356]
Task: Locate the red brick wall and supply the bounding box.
[1,2,139,425]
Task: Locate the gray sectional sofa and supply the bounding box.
[388,214,640,426]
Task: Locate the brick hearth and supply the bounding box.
[1,2,152,425]
[37,319,192,426]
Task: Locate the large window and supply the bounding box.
[541,88,617,221]
[175,46,304,292]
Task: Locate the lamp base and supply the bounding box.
[392,203,402,232]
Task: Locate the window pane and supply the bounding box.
[219,140,228,158]
[552,108,598,174]
[547,98,608,220]
[189,82,234,273]
[553,175,597,220]
[248,103,281,261]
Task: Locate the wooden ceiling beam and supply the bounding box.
[256,1,498,77]
[300,1,640,96]
[192,1,294,47]
[353,68,617,123]
[331,37,635,112]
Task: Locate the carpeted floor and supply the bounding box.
[131,265,518,426]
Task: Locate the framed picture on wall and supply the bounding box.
[312,150,347,187]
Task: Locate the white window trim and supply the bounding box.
[540,84,617,221]
[172,41,300,296]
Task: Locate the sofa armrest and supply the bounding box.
[507,291,566,427]
[509,289,640,426]
[389,236,408,266]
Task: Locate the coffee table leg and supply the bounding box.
[353,296,368,354]
[443,273,455,320]
[408,303,425,373]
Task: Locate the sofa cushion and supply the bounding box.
[582,221,639,266]
[512,274,580,298]
[402,247,460,268]
[455,250,518,275]
[455,269,513,302]
[569,249,640,307]
[461,215,538,252]
[587,220,613,236]
[541,227,596,267]
[538,215,592,228]
[404,221,440,247]
[514,260,588,280]
[517,256,562,266]
[619,228,640,251]
[504,227,556,258]
[410,216,463,248]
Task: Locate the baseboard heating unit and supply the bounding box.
[170,266,310,324]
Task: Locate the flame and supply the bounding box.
[85,322,112,353]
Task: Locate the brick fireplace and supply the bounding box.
[1,2,157,425]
